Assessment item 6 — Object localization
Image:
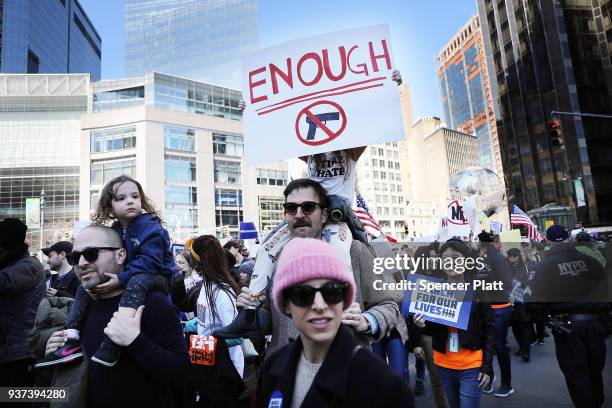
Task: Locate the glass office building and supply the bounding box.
[124,0,259,88]
[85,72,285,242]
[436,16,502,175]
[0,74,90,251]
[477,0,612,225]
[0,0,101,80]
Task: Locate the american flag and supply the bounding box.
[510,204,544,241]
[353,193,397,243]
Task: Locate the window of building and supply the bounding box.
[213,133,244,156]
[372,159,378,167]
[215,209,243,227]
[395,162,400,169]
[381,172,386,180]
[256,168,288,186]
[394,151,399,159]
[373,171,379,179]
[399,208,404,216]
[214,160,241,184]
[164,125,195,152]
[378,148,384,155]
[165,185,197,205]
[91,127,136,153]
[259,196,285,232]
[164,155,196,181]
[91,158,136,186]
[387,161,393,169]
[215,189,243,206]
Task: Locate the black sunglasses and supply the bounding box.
[67,247,121,266]
[283,201,323,215]
[285,281,348,307]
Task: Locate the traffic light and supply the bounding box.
[548,119,563,148]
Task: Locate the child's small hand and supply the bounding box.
[93,273,121,294]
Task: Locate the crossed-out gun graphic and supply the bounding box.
[305,112,340,140]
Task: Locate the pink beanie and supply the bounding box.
[273,237,355,314]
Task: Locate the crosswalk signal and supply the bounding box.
[548,119,563,148]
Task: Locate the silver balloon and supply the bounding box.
[449,167,506,216]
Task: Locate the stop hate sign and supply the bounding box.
[241,25,405,165]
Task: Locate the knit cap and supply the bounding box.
[273,237,355,313]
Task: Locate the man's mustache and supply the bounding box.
[293,220,311,228]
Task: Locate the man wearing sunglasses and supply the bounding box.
[42,225,190,407]
[216,178,402,355]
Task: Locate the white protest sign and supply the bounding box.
[242,25,404,165]
[446,199,471,238]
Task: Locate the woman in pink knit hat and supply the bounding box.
[258,238,414,408]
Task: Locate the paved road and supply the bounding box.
[408,333,612,407]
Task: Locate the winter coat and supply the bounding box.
[259,324,414,408]
[112,213,179,287]
[0,249,45,363]
[27,296,74,360]
[424,300,495,377]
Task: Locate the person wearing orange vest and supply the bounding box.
[414,239,495,408]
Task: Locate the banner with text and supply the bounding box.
[242,25,405,165]
[401,274,473,330]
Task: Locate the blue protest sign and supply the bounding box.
[401,274,473,330]
[239,221,258,240]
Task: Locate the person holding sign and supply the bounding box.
[259,238,414,408]
[413,240,494,408]
[188,236,245,396]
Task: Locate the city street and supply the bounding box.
[410,334,612,407]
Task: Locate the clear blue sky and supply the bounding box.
[80,0,477,120]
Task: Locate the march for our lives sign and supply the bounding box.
[401,274,473,330]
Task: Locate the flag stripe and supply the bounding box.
[352,193,397,243]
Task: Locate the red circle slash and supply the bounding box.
[295,100,347,146]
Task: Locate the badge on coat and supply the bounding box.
[268,390,283,408]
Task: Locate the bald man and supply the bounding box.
[42,226,190,407]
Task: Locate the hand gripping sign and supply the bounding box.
[242,25,405,165]
[401,274,473,330]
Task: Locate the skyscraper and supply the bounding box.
[124,0,259,88]
[436,16,502,176]
[477,0,612,225]
[0,0,101,80]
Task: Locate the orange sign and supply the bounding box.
[189,335,217,366]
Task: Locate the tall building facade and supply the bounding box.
[477,0,612,225]
[0,74,90,252]
[436,16,502,175]
[409,117,480,223]
[82,72,286,243]
[124,0,259,88]
[0,0,101,80]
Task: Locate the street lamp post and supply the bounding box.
[39,190,46,254]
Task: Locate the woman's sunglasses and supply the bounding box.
[67,247,121,266]
[285,281,348,307]
[282,201,323,215]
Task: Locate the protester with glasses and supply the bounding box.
[259,238,414,408]
[41,225,189,407]
[37,175,179,368]
[215,178,401,357]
